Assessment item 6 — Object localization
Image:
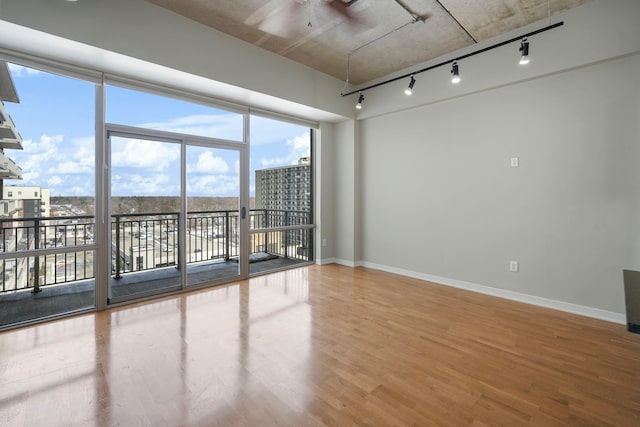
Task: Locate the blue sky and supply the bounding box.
[4,64,310,198]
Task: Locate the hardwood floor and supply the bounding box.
[1,264,639,426]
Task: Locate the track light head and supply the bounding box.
[405,76,416,95]
[519,38,530,65]
[356,92,364,109]
[451,62,460,84]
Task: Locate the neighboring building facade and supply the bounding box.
[1,61,25,250]
[254,157,312,254]
[0,61,23,197]
[255,156,311,213]
[3,186,51,219]
[0,186,52,272]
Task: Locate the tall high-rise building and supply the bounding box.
[255,156,311,213]
[254,157,312,253]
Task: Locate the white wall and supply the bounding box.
[317,119,363,265]
[333,120,358,265]
[316,122,336,262]
[358,52,640,318]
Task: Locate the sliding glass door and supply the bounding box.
[107,127,244,304]
[109,132,181,301]
[185,145,241,287]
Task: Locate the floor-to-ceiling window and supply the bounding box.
[249,115,315,275]
[0,56,317,330]
[0,61,97,328]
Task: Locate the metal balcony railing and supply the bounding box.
[0,215,95,293]
[0,209,312,293]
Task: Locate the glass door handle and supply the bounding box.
[241,207,246,219]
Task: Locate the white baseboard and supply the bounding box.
[354,261,626,325]
[316,258,338,266]
[317,258,366,267]
[317,258,360,268]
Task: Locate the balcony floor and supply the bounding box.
[0,256,307,328]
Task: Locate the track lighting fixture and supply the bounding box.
[355,92,364,109]
[451,62,460,84]
[519,38,530,65]
[340,22,564,105]
[404,76,416,95]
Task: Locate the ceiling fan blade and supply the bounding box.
[322,0,367,28]
[250,0,306,38]
[249,0,366,38]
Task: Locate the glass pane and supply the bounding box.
[249,116,313,274]
[109,136,181,300]
[0,62,96,328]
[186,145,240,286]
[106,85,244,141]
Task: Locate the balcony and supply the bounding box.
[0,209,313,327]
[0,102,23,150]
[0,151,23,179]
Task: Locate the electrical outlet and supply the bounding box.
[510,157,519,168]
[509,260,519,272]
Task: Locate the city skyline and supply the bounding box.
[4,63,310,198]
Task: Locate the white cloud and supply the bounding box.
[192,151,229,174]
[259,131,310,168]
[260,156,287,168]
[250,116,310,146]
[139,114,243,141]
[48,176,63,186]
[5,133,98,195]
[288,133,310,153]
[188,174,238,196]
[11,134,63,183]
[72,137,97,166]
[21,170,40,182]
[112,138,180,171]
[49,161,93,175]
